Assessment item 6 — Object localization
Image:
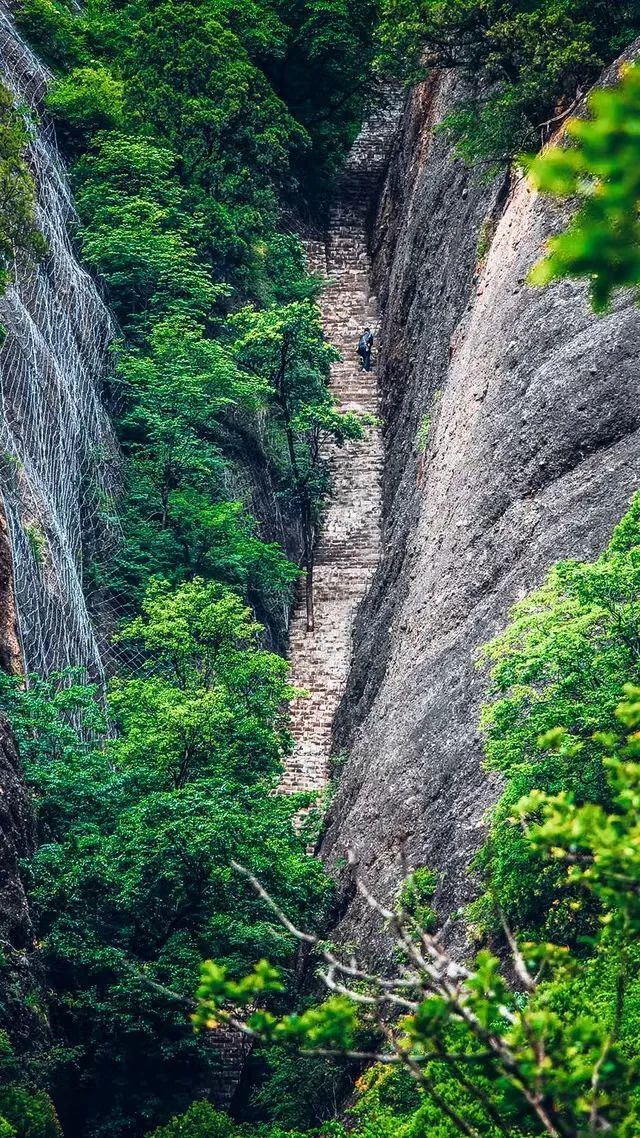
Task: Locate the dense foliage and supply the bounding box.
[375,0,640,163]
[472,494,640,942]
[194,693,640,1135]
[15,0,373,630]
[0,0,382,1132]
[529,60,640,310]
[0,580,329,1137]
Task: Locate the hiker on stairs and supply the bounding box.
[357,327,374,372]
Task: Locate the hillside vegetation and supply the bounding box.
[1,0,375,1132]
[3,3,640,1138]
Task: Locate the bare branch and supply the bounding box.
[321,966,417,1011]
[232,860,318,945]
[500,911,536,994]
[231,860,566,1138]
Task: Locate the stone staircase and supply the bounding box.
[211,97,402,1113]
[281,98,402,794]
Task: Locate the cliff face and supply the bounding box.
[0,4,121,682]
[321,69,640,958]
[0,501,22,676]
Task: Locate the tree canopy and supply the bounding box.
[375,0,640,164]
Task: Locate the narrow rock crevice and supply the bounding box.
[333,73,504,759]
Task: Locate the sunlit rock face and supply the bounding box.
[323,64,640,962]
[0,3,120,682]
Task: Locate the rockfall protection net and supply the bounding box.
[0,4,122,684]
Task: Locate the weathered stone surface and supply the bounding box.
[321,69,640,962]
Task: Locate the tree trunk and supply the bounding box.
[305,551,314,633]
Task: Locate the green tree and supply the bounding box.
[45,66,124,150]
[376,0,640,165]
[145,1103,238,1138]
[16,0,86,69]
[230,300,365,629]
[275,0,379,197]
[109,577,295,787]
[0,1091,62,1138]
[0,1034,61,1138]
[0,82,46,295]
[0,579,328,1138]
[528,60,640,310]
[33,0,367,634]
[195,690,640,1136]
[114,319,253,531]
[472,493,640,942]
[101,317,299,614]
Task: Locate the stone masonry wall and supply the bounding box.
[281,97,403,794]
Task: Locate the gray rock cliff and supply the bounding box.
[321,68,640,961]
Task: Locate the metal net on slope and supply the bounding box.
[0,5,122,684]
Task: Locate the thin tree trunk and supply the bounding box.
[305,532,314,633]
[275,333,318,632]
[283,418,316,633]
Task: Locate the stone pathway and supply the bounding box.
[281,99,401,794]
[211,97,401,1112]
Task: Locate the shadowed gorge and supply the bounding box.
[2,2,640,1137]
[283,97,401,793]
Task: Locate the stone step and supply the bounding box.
[281,91,402,796]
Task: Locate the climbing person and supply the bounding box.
[357,327,374,371]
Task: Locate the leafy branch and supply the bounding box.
[194,691,640,1137]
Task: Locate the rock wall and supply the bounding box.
[0,3,121,682]
[219,408,304,654]
[0,501,22,676]
[321,69,640,961]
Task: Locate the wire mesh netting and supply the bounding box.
[0,4,122,685]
